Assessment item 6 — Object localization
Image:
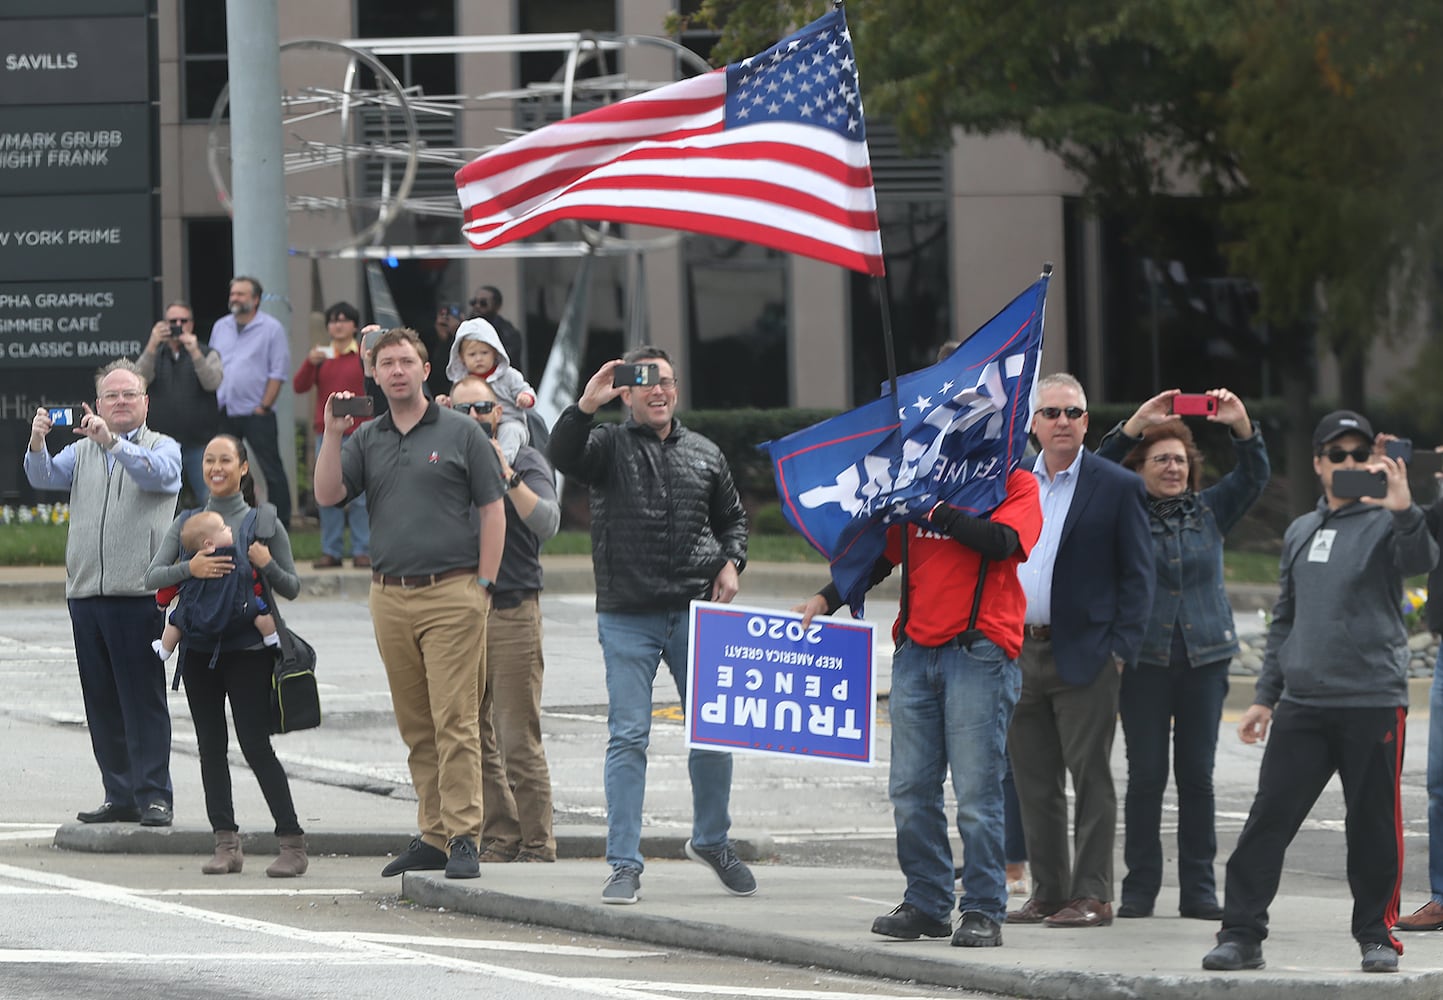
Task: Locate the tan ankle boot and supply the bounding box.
[202,830,243,875]
[266,834,308,878]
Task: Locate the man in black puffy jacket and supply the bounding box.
[550,346,751,907]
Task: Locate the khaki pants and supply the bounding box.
[369,575,487,850]
[480,594,555,858]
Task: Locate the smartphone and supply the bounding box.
[332,396,374,418]
[1385,438,1413,463]
[1170,394,1218,416]
[168,319,184,338]
[1332,468,1387,500]
[1410,449,1443,477]
[46,406,78,427]
[612,363,660,388]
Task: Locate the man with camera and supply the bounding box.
[1202,410,1437,975]
[549,348,752,906]
[313,328,506,881]
[135,301,223,503]
[451,375,560,864]
[24,359,182,828]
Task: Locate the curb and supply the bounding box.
[50,822,774,863]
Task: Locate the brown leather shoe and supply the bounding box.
[478,843,519,864]
[312,555,343,569]
[1006,897,1067,924]
[1044,897,1114,928]
[1394,900,1443,932]
[352,555,371,569]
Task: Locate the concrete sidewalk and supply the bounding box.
[49,819,1443,999]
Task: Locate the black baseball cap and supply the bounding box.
[1312,410,1374,449]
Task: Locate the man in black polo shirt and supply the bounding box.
[313,328,506,880]
[451,375,559,864]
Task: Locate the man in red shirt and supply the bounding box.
[293,301,371,569]
[797,466,1041,949]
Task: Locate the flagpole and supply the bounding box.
[873,274,910,632]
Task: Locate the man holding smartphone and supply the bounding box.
[135,301,223,503]
[1203,410,1437,974]
[549,347,751,906]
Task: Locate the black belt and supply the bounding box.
[491,589,539,610]
[1024,624,1052,641]
[371,566,476,589]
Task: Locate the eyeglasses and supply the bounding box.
[469,297,492,308]
[1323,446,1371,464]
[452,401,497,415]
[1036,406,1085,420]
[166,317,193,325]
[1148,454,1189,467]
[99,390,144,403]
[653,377,678,390]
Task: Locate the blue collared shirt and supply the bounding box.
[24,426,182,494]
[1019,447,1085,626]
[209,310,291,415]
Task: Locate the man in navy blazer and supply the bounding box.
[1007,373,1153,929]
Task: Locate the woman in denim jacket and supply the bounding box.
[1096,388,1269,921]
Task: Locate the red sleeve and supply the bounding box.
[994,469,1043,560]
[156,584,179,606]
[293,358,318,394]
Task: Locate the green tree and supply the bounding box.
[676,0,1443,513]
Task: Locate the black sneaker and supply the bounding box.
[871,902,952,940]
[1202,938,1265,971]
[1361,942,1399,973]
[445,837,481,879]
[139,802,173,827]
[951,909,1003,948]
[380,837,448,877]
[601,866,641,904]
[1117,900,1154,919]
[684,838,757,896]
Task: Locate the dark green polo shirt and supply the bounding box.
[341,401,505,576]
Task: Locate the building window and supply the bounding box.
[850,200,951,405]
[684,238,788,409]
[181,0,228,122]
[518,0,618,87]
[1078,197,1268,403]
[185,218,234,336]
[520,252,628,392]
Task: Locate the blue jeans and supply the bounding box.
[1118,659,1229,910]
[890,636,1020,924]
[1429,648,1443,903]
[597,610,733,871]
[180,443,209,505]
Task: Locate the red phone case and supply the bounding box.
[1171,394,1217,416]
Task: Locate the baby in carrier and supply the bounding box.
[153,510,278,661]
[444,317,536,462]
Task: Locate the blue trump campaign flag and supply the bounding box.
[762,275,1050,612]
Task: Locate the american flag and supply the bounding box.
[455,9,884,276]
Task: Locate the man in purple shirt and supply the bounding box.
[209,275,292,525]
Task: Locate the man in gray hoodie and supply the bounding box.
[25,360,182,828]
[1202,410,1437,975]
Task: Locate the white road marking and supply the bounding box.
[322,931,662,958]
[0,862,677,1000]
[590,981,941,999]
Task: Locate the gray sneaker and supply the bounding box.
[684,838,757,897]
[602,866,641,904]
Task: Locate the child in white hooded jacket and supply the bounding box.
[445,318,537,461]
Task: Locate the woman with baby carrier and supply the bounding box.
[144,433,307,877]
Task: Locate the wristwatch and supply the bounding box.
[505,469,523,491]
[476,575,496,594]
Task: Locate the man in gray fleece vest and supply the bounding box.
[1202,410,1438,975]
[24,359,182,828]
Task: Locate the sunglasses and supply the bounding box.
[452,401,497,415]
[469,297,493,308]
[1036,406,1085,420]
[1323,446,1371,464]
